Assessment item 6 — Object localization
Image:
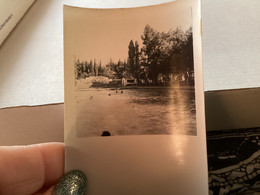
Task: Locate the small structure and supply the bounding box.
[121,77,137,87]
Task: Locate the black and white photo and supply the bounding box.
[64,1,208,194]
[66,1,197,137]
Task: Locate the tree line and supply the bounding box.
[75,24,194,86]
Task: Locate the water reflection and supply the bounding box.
[76,87,196,137]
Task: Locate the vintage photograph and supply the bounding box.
[64,2,208,194]
[65,2,197,137]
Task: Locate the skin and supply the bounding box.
[0,142,64,195]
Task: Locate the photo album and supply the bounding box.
[64,0,208,194]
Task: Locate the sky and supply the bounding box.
[64,0,193,65]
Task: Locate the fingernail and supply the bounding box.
[54,170,87,195]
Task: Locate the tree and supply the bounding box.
[89,60,93,76]
[141,24,193,85]
[134,41,141,81]
[94,59,98,76]
[98,60,104,75]
[141,25,163,83]
[180,28,194,84]
[135,41,140,69]
[127,40,142,82]
[169,27,194,85]
[75,59,82,79]
[128,40,135,77]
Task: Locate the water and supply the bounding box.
[75,87,196,137]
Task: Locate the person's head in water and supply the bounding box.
[101,131,111,136]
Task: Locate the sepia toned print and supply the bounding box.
[64,1,209,194]
[66,1,197,137]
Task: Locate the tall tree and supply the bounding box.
[141,24,192,84]
[141,25,162,83]
[98,60,104,75]
[89,59,93,75]
[134,41,141,80]
[128,40,135,77]
[135,41,140,68]
[75,59,82,79]
[170,27,194,83]
[94,59,98,76]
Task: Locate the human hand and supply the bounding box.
[0,142,86,195]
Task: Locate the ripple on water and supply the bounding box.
[75,87,197,137]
